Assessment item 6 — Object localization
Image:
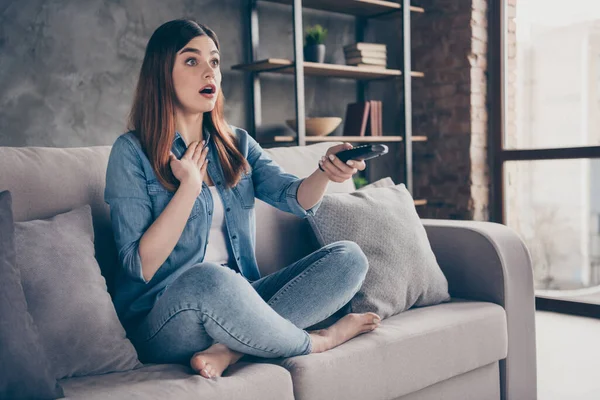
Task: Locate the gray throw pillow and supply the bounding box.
[14,204,140,380]
[359,176,395,189]
[308,179,451,319]
[0,191,64,399]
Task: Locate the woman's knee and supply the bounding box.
[172,263,244,300]
[326,240,369,281]
[135,309,213,364]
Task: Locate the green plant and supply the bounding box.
[304,25,328,46]
[353,176,369,189]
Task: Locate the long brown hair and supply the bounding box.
[128,19,249,191]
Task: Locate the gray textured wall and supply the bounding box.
[0,0,408,183]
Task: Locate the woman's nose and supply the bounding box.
[203,64,215,79]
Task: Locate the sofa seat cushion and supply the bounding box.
[278,299,508,400]
[60,362,294,400]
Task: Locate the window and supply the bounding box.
[491,0,600,317]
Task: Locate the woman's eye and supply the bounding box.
[185,58,197,66]
[211,59,220,67]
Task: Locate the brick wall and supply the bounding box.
[411,0,491,220]
[505,0,518,229]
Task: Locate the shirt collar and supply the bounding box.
[171,127,212,159]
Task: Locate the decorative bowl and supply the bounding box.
[285,117,342,136]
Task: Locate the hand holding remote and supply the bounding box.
[318,143,366,183]
[335,144,389,163]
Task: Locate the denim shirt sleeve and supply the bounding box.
[242,129,321,218]
[104,136,153,284]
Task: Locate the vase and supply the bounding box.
[303,44,325,63]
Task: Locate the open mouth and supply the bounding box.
[199,84,216,96]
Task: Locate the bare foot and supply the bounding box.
[190,343,244,379]
[308,312,381,353]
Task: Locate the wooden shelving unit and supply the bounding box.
[262,0,424,17]
[232,58,425,80]
[238,0,426,204]
[261,135,428,144]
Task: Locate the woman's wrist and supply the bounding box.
[316,165,332,182]
[298,172,329,210]
[179,179,203,198]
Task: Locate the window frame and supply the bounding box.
[489,0,600,318]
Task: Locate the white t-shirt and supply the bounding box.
[203,186,234,268]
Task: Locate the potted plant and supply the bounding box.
[353,176,369,189]
[304,24,327,63]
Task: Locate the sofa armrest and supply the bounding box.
[422,219,537,400]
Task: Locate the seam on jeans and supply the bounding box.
[141,305,292,356]
[266,247,333,308]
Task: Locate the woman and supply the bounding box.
[104,19,380,380]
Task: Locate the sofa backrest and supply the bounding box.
[256,142,355,275]
[0,146,119,291]
[0,141,354,289]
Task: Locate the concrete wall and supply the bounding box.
[0,0,361,147]
[0,0,488,209]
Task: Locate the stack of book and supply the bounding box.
[343,43,387,69]
[342,100,382,137]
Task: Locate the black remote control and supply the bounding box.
[335,144,389,163]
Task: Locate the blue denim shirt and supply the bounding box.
[104,125,321,330]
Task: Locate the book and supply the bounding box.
[352,63,387,69]
[371,100,381,136]
[371,101,377,137]
[377,101,383,136]
[366,101,383,136]
[365,100,377,136]
[346,57,387,67]
[343,102,371,137]
[344,50,387,60]
[343,42,387,52]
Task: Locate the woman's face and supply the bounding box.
[172,35,222,114]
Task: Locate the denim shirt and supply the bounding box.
[104,125,321,330]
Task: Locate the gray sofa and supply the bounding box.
[0,141,537,400]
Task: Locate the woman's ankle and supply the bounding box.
[308,331,332,354]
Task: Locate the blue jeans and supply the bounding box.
[130,241,368,364]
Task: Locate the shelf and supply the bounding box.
[414,199,427,207]
[232,59,425,80]
[260,135,428,143]
[261,0,425,18]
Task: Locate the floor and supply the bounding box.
[535,311,600,399]
[536,286,600,305]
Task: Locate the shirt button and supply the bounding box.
[226,207,231,212]
[208,211,212,215]
[236,257,240,261]
[217,181,222,185]
[232,235,237,239]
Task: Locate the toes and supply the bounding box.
[191,356,216,379]
[191,354,207,372]
[201,364,214,379]
[365,312,381,324]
